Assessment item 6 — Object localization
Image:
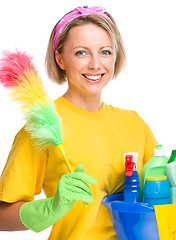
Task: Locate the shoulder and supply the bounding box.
[13,125,36,148]
[106,104,140,119]
[106,104,148,129]
[14,126,31,142]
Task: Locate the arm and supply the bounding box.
[0,165,96,233]
[0,201,28,231]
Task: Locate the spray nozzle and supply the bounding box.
[124,152,138,177]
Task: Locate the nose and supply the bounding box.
[88,54,101,70]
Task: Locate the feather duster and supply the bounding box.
[0,50,73,173]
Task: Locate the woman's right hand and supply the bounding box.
[17,165,97,232]
[53,165,97,216]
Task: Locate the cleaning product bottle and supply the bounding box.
[124,152,140,203]
[141,144,169,201]
[143,175,171,205]
[166,150,176,203]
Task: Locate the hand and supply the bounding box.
[19,165,97,232]
[53,165,97,217]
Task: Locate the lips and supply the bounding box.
[82,74,104,83]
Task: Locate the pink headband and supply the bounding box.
[53,6,113,51]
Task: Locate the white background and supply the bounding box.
[0,0,176,239]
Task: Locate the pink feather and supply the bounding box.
[0,50,37,88]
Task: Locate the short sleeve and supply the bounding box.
[0,127,48,203]
[137,113,158,165]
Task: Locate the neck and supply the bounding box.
[62,91,102,112]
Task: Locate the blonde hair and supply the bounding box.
[45,8,126,85]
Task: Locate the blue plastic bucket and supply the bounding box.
[102,193,159,240]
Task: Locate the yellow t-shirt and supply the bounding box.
[0,97,157,240]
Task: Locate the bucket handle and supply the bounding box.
[102,195,112,209]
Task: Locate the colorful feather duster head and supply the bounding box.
[0,50,63,149]
[0,50,48,112]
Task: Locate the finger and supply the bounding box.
[75,164,84,173]
[66,187,94,203]
[73,192,94,203]
[66,177,92,195]
[59,175,92,195]
[69,172,97,185]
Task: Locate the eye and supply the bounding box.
[75,50,86,56]
[101,50,112,55]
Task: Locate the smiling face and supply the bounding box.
[55,23,116,98]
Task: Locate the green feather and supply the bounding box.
[25,99,63,148]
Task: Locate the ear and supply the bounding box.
[55,50,66,70]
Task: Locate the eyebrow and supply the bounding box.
[73,46,113,50]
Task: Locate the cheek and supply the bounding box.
[66,57,86,72]
[105,58,115,73]
[64,65,82,80]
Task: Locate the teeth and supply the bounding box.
[84,74,102,80]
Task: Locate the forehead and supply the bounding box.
[65,23,113,48]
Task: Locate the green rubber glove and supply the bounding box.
[19,165,97,232]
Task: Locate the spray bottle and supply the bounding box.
[166,150,176,203]
[124,152,140,203]
[140,144,169,201]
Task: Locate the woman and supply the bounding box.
[0,6,157,239]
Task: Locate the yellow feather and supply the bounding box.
[9,71,49,112]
